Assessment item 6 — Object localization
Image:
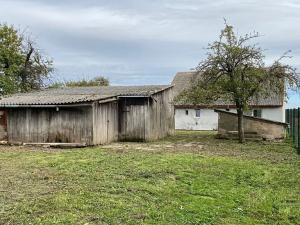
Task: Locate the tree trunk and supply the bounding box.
[20,43,34,92]
[237,108,245,143]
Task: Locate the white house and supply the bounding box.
[172,71,285,130]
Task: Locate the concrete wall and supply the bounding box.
[175,107,284,130]
[217,111,287,139]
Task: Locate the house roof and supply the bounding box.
[172,71,199,98]
[0,85,172,106]
[172,71,284,107]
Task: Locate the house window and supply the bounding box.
[195,109,201,118]
[185,110,189,115]
[253,109,262,118]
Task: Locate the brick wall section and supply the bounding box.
[216,110,288,139]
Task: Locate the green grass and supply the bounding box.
[0,131,299,225]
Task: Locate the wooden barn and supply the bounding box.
[0,85,174,146]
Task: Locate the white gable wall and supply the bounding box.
[175,107,284,130]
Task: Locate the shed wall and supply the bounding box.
[118,88,174,141]
[4,88,174,145]
[93,101,119,145]
[218,111,286,139]
[0,110,7,141]
[148,88,174,140]
[6,107,93,145]
[118,98,148,141]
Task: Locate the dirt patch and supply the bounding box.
[101,140,298,163]
[0,145,72,153]
[102,142,205,153]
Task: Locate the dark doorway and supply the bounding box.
[0,110,7,141]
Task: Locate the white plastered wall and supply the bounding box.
[175,106,284,130]
[261,107,285,122]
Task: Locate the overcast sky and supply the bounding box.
[0,0,299,107]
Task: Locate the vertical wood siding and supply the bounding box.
[118,98,148,141]
[0,110,7,141]
[93,101,119,145]
[4,87,174,145]
[118,87,174,141]
[6,107,93,145]
[147,88,175,140]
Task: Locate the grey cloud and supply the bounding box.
[0,0,299,106]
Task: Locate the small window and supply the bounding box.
[195,109,201,118]
[226,108,230,111]
[185,110,189,115]
[253,109,262,118]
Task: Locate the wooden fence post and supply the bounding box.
[293,109,298,144]
[292,109,295,141]
[290,109,292,137]
[285,109,291,134]
[298,108,300,154]
[286,108,300,154]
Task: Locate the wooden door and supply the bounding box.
[119,98,147,141]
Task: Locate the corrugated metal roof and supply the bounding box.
[0,85,172,106]
[172,71,284,107]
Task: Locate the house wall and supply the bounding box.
[217,111,287,139]
[175,106,284,130]
[93,101,119,145]
[261,107,285,122]
[175,108,220,130]
[6,106,93,145]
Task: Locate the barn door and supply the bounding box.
[120,98,147,141]
[0,110,7,142]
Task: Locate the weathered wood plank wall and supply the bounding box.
[147,87,174,140]
[118,87,174,141]
[93,101,119,145]
[0,110,7,141]
[118,98,148,141]
[6,107,93,145]
[4,87,174,145]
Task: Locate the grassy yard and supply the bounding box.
[0,131,299,225]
